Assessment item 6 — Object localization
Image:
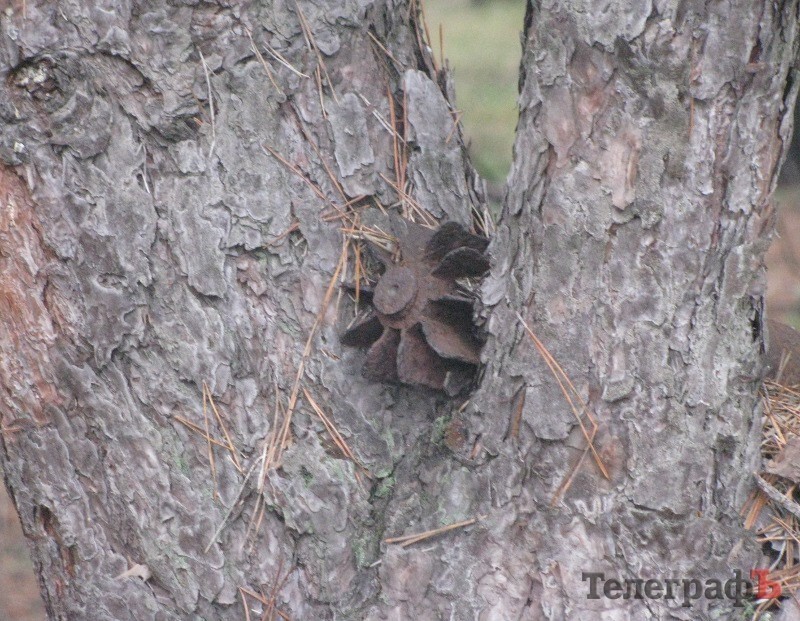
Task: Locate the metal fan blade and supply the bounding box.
[396,325,447,390]
[363,327,401,381]
[432,247,490,279]
[425,221,489,262]
[420,312,481,364]
[340,311,383,347]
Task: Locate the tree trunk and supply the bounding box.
[0,1,797,620]
[467,1,800,618]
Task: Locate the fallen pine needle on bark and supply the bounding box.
[514,312,608,505]
[205,456,262,553]
[173,416,230,450]
[203,381,244,474]
[201,382,218,500]
[198,50,216,160]
[384,515,485,548]
[239,586,292,621]
[258,236,347,489]
[301,387,368,476]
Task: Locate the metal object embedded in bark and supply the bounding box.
[373,267,417,315]
[340,220,490,395]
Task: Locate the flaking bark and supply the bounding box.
[0,1,798,620]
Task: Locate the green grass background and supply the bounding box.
[425,0,526,185]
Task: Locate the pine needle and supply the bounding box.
[204,382,244,474]
[173,415,230,450]
[514,312,608,505]
[259,237,348,487]
[367,31,402,70]
[301,387,367,474]
[263,41,309,79]
[377,172,436,227]
[294,1,338,105]
[198,50,216,160]
[290,110,348,205]
[385,515,484,548]
[259,374,285,490]
[245,28,281,93]
[205,456,262,553]
[262,144,332,207]
[201,387,218,500]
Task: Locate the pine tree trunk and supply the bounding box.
[0,1,797,619]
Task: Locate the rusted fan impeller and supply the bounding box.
[340,221,490,395]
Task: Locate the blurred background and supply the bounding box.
[1,1,798,618]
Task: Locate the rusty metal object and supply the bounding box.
[341,219,489,395]
[373,267,417,315]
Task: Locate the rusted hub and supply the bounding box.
[340,219,490,395]
[373,266,417,315]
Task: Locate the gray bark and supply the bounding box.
[0,1,797,620]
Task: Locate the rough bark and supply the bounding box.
[0,1,797,621]
[467,1,800,618]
